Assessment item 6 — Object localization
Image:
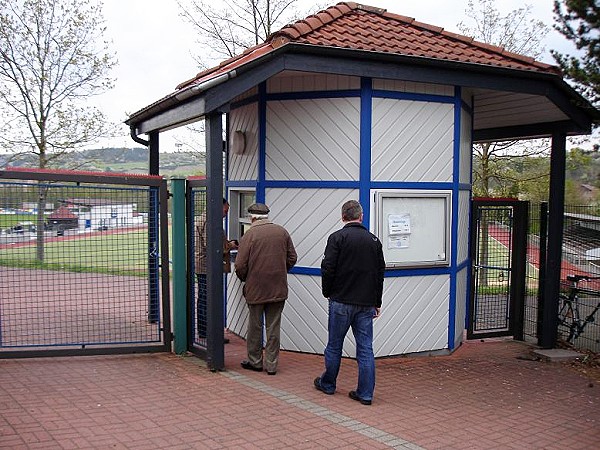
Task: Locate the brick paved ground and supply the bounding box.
[1,337,599,449]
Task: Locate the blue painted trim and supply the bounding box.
[372,90,455,104]
[264,180,359,189]
[456,258,470,271]
[447,86,463,351]
[291,266,460,278]
[290,266,321,276]
[359,77,373,226]
[370,181,454,190]
[231,95,259,110]
[458,183,471,191]
[226,180,259,188]
[257,82,267,203]
[267,90,361,101]
[469,96,475,186]
[384,266,452,277]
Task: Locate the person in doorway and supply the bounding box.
[194,198,238,343]
[234,203,297,375]
[314,199,385,405]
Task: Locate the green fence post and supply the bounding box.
[171,177,187,354]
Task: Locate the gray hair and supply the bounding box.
[342,200,362,221]
[250,213,268,220]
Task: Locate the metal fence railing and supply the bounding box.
[524,202,600,352]
[0,169,171,357]
[188,183,207,351]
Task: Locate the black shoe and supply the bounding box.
[348,390,371,405]
[267,370,276,375]
[314,377,334,395]
[240,360,262,372]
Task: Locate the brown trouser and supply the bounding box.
[246,301,285,373]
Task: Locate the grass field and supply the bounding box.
[0,229,156,276]
[0,213,40,229]
[474,233,540,294]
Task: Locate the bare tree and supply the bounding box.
[457,0,551,200]
[174,0,326,164]
[0,0,117,260]
[458,0,549,59]
[458,0,550,288]
[177,0,325,67]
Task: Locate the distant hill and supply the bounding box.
[0,147,205,176]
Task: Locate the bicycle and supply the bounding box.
[557,274,600,343]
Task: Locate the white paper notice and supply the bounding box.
[389,234,410,249]
[388,214,411,235]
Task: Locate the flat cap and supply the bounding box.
[247,203,270,214]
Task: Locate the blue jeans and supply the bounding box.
[320,300,376,400]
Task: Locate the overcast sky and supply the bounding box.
[97,0,574,151]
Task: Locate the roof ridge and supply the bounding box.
[379,9,557,72]
[268,2,386,44]
[174,1,560,92]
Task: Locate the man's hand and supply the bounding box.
[373,307,381,318]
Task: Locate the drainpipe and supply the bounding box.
[129,125,149,146]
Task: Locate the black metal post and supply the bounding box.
[205,113,225,371]
[148,131,160,322]
[536,201,548,342]
[540,133,567,348]
[149,132,159,176]
[511,201,528,340]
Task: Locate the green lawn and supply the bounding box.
[0,229,157,276]
[0,213,39,228]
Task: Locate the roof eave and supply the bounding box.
[127,43,599,134]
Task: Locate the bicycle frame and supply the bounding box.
[558,274,600,343]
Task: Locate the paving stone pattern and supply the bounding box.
[1,337,599,449]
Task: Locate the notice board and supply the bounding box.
[374,190,451,268]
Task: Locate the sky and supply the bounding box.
[96,0,577,151]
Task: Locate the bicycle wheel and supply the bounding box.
[557,294,577,342]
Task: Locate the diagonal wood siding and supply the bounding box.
[371,99,454,182]
[283,275,451,356]
[453,267,469,349]
[266,188,358,267]
[266,99,360,181]
[375,275,450,356]
[229,103,259,181]
[460,108,472,184]
[457,190,471,264]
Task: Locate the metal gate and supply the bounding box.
[0,169,171,357]
[187,179,208,357]
[469,199,528,340]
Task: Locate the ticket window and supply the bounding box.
[238,192,255,237]
[227,190,255,241]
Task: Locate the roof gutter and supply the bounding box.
[174,70,238,101]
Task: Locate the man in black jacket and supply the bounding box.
[314,200,385,405]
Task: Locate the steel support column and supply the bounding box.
[171,177,187,354]
[540,132,567,348]
[205,113,225,371]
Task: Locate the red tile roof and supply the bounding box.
[48,206,78,220]
[176,2,560,91]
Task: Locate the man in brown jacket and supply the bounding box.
[235,203,297,375]
[194,198,237,342]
